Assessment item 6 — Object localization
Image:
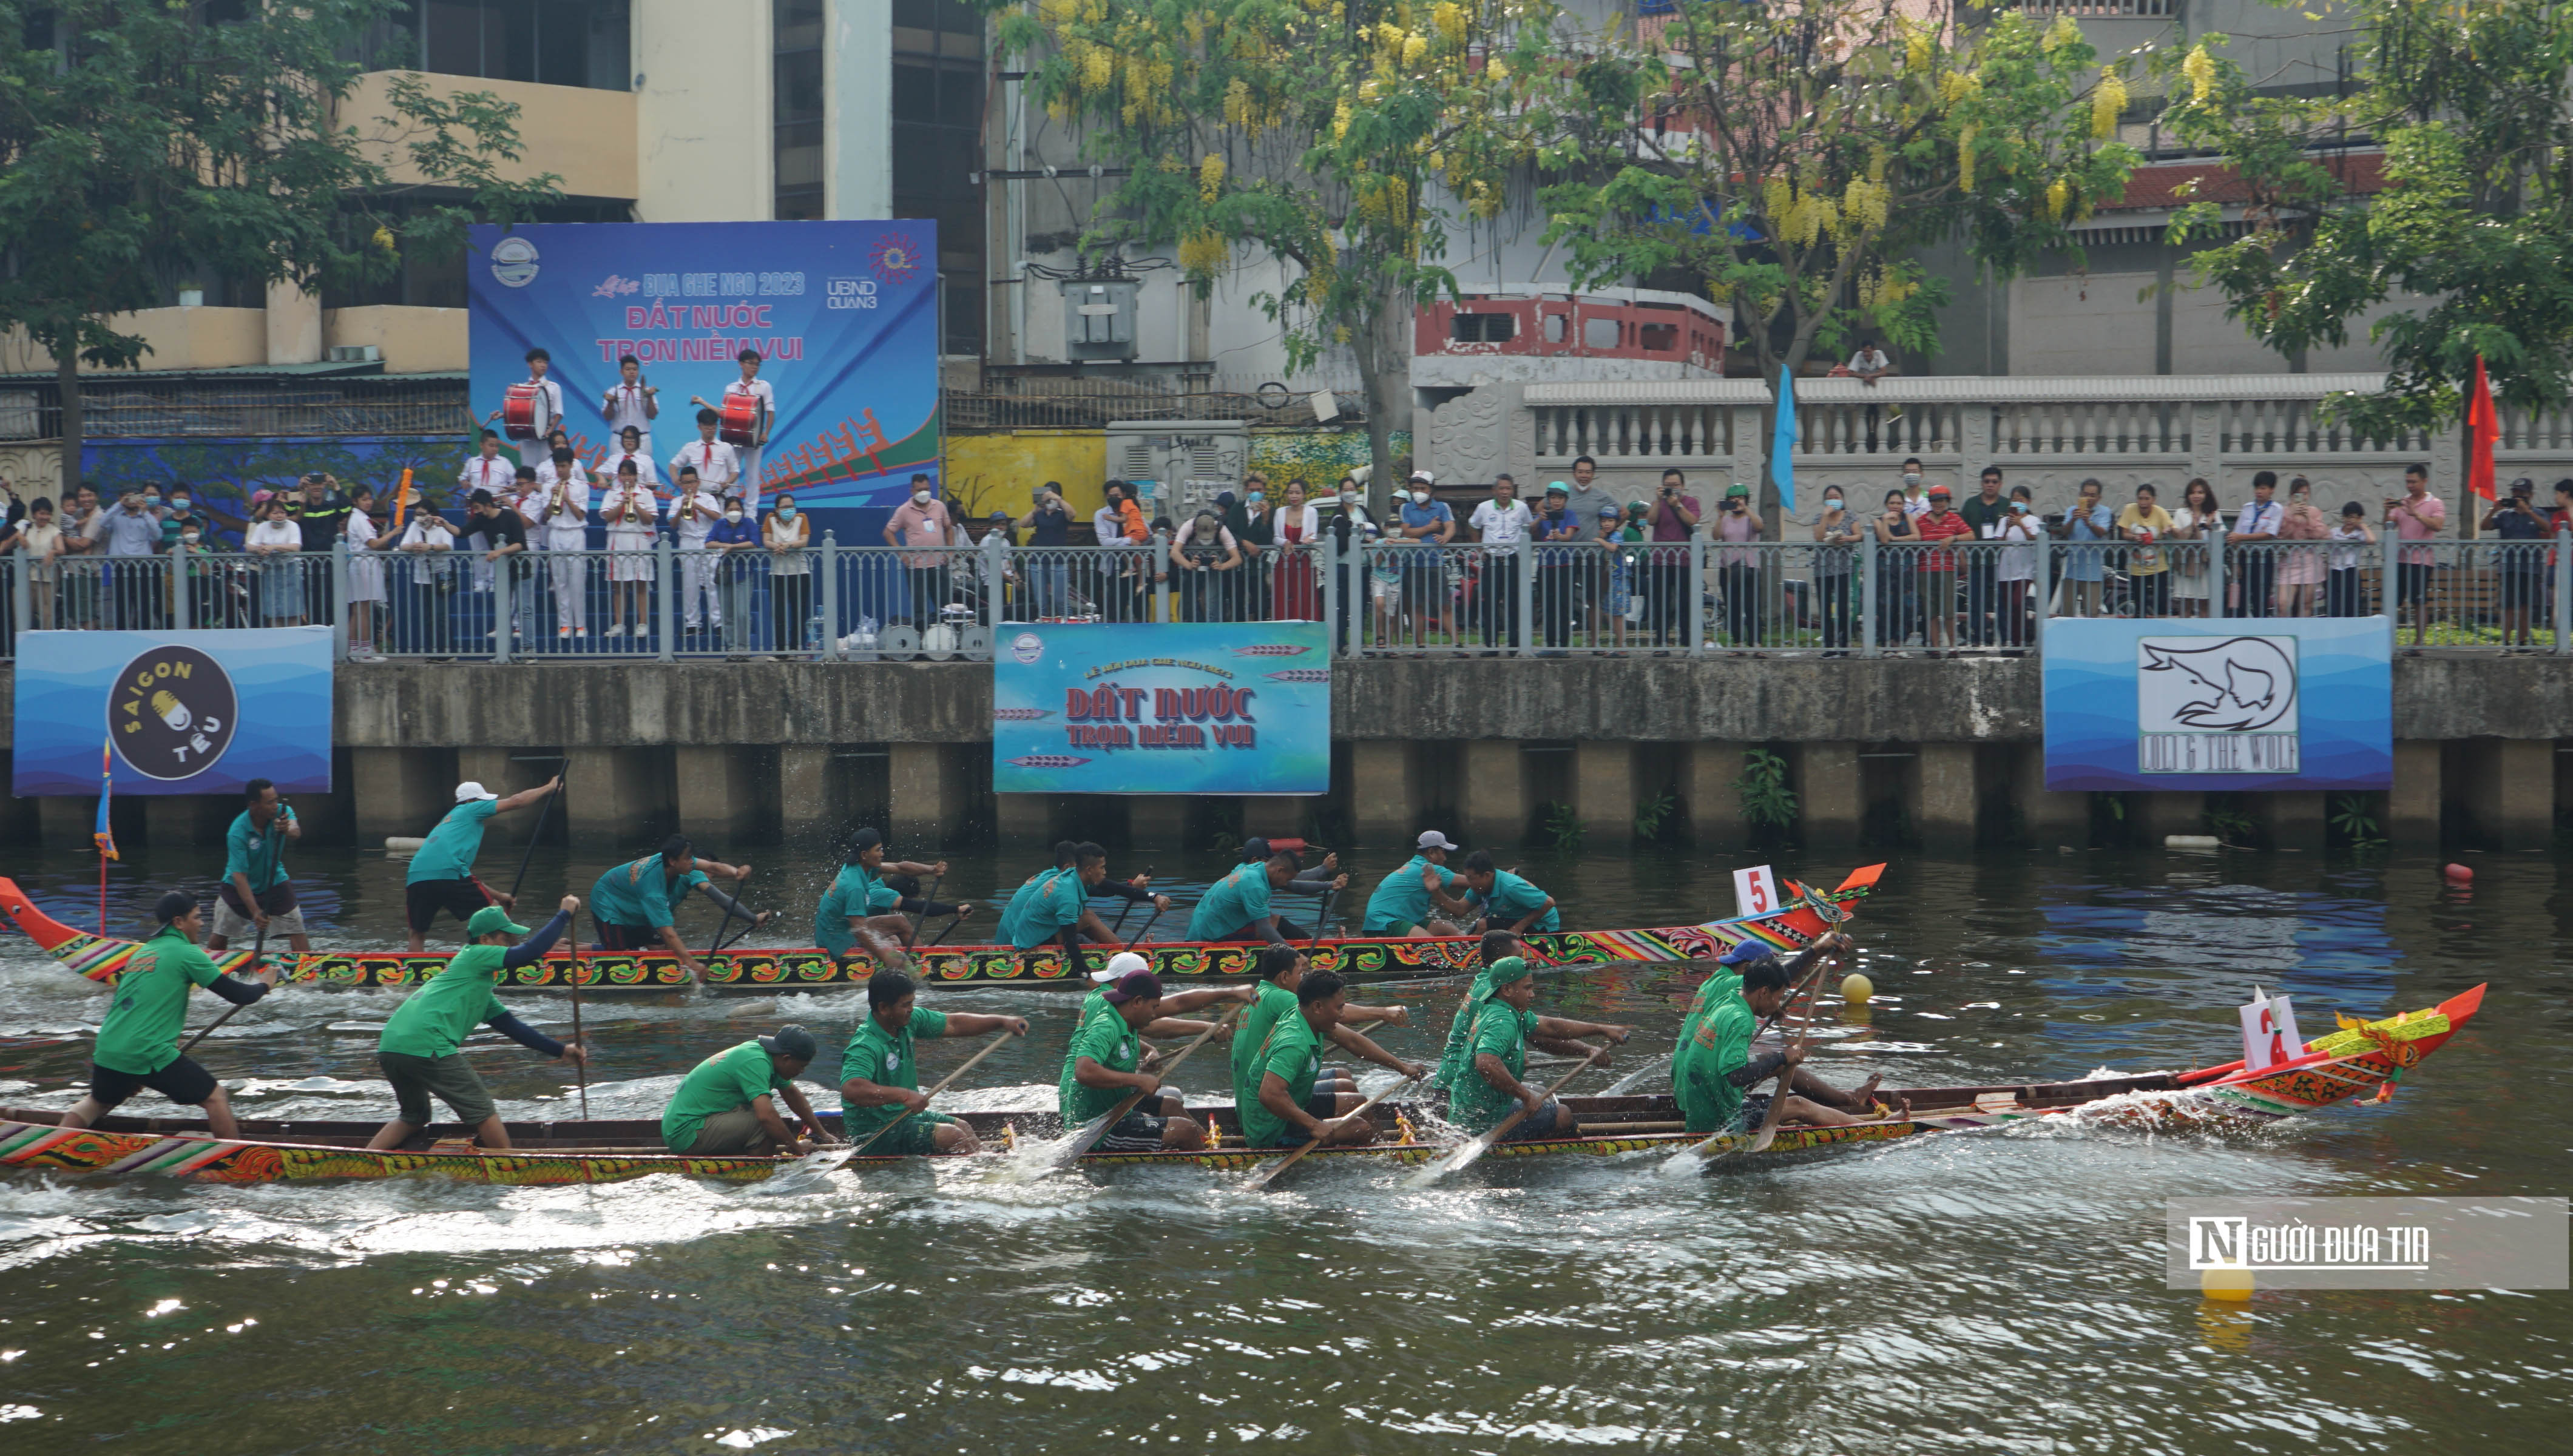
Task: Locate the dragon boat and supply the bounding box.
[0,866,1882,993]
[0,983,2480,1186]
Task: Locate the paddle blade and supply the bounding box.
[1241,1154,1296,1191]
[1403,1133,1494,1188]
[1598,1053,1671,1097]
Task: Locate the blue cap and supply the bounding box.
[1719,939,1779,966]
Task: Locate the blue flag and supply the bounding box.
[93,738,117,861]
[1770,366,1799,513]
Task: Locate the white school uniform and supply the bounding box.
[508,377,565,468]
[600,450,659,489]
[343,510,388,604]
[671,439,741,505]
[456,453,515,504]
[721,378,776,508]
[671,490,725,627]
[603,484,661,584]
[538,482,592,633]
[602,379,655,456]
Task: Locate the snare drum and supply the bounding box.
[717,391,765,448]
[501,382,553,442]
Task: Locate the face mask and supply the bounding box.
[1902,473,1922,488]
[913,491,932,506]
[1411,490,1430,505]
[1247,492,1265,507]
[2011,501,2028,513]
[724,509,743,524]
[171,498,190,511]
[777,505,797,520]
[144,493,161,507]
[180,531,199,544]
[1340,492,1358,507]
[1824,497,1843,511]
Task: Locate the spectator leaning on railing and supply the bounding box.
[765,492,812,654]
[1469,474,1531,652]
[2384,464,2444,645]
[18,496,60,630]
[2117,483,2176,619]
[1955,467,2008,647]
[101,485,166,630]
[2327,501,2374,618]
[289,473,351,627]
[2228,471,2285,619]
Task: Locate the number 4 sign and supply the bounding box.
[1733,865,1781,920]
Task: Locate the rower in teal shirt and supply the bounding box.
[1186,852,1348,945]
[402,774,563,952]
[1012,843,1171,955]
[1458,850,1560,933]
[1361,831,1469,937]
[811,827,944,970]
[589,834,764,979]
[995,841,1078,948]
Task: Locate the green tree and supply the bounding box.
[0,0,562,493]
[2158,1,2573,434]
[1544,2,2136,501]
[995,0,1635,511]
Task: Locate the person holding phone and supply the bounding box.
[1016,480,1074,618]
[1810,487,1860,654]
[2383,463,2446,644]
[2483,477,2548,647]
[1871,488,1921,645]
[1645,470,1702,650]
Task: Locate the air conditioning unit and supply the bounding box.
[328,344,382,363]
[1104,419,1248,520]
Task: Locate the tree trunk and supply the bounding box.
[55,329,82,500]
[1351,280,1415,522]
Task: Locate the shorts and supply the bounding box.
[87,1056,218,1113]
[405,877,494,934]
[850,1110,956,1157]
[1092,1110,1169,1153]
[597,922,661,952]
[380,1050,498,1128]
[1302,1088,1341,1120]
[212,882,304,941]
[1725,1093,1773,1134]
[1371,918,1419,937]
[2397,561,2432,605]
[681,1104,780,1156]
[1498,1097,1577,1142]
[2499,565,2544,610]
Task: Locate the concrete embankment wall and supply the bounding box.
[4,659,2565,854]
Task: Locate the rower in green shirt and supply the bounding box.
[1243,972,1395,1150]
[60,891,279,1140]
[1457,850,1560,934]
[1186,852,1348,945]
[836,969,1027,1155]
[1444,957,1631,1138]
[663,1025,836,1156]
[590,835,765,979]
[1672,950,1891,1134]
[1059,968,1255,1152]
[404,774,563,952]
[1013,841,1172,958]
[1230,944,1419,1128]
[1431,930,1530,1094]
[814,828,945,970]
[1362,830,1473,938]
[366,898,590,1150]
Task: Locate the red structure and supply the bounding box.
[1414,288,1727,380]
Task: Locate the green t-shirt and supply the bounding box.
[995,868,1060,948]
[1446,1000,1539,1134]
[92,927,223,1076]
[1672,993,1757,1133]
[1185,864,1273,940]
[1013,869,1093,950]
[838,1006,949,1139]
[1429,967,1498,1092]
[1057,993,1144,1124]
[1470,869,1559,932]
[222,809,291,891]
[1239,1008,1325,1148]
[814,864,890,955]
[406,798,498,885]
[662,1040,796,1152]
[377,943,513,1060]
[1229,979,1300,1111]
[592,855,708,932]
[1362,855,1456,934]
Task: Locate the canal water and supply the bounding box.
[0,838,2563,1452]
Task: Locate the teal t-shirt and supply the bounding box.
[1057,993,1144,1124]
[592,857,708,932]
[662,1040,796,1152]
[379,943,512,1059]
[1185,865,1273,940]
[995,868,1061,948]
[1470,869,1560,932]
[1012,870,1091,950]
[222,810,291,891]
[1239,1009,1325,1148]
[1362,855,1456,934]
[814,863,890,955]
[1447,1000,1540,1134]
[839,1006,950,1139]
[406,798,499,885]
[91,928,223,1076]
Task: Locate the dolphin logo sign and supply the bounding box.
[2138,636,2299,733]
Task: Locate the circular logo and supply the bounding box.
[109,645,238,781]
[489,235,541,288]
[884,1052,901,1073]
[1010,632,1044,665]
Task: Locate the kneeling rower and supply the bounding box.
[1060,968,1256,1151]
[838,971,1028,1154]
[1675,954,1895,1134]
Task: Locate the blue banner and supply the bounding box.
[2043,617,2392,791]
[12,628,334,797]
[992,624,1331,795]
[467,219,940,528]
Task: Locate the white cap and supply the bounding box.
[455,781,498,803]
[1094,949,1150,984]
[1408,470,1435,485]
[1416,830,1458,851]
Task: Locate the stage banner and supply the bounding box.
[467,220,939,518]
[10,628,334,797]
[2043,617,2391,792]
[992,623,1330,795]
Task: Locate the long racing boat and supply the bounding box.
[0,983,2481,1186]
[0,865,1882,993]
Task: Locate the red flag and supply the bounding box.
[2466,354,2498,502]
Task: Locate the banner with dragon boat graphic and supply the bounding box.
[2043,616,2392,792]
[992,622,1330,795]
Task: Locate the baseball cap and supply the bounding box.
[759,1024,820,1062]
[1093,949,1151,985]
[1544,482,1567,497]
[1927,485,1953,498]
[455,781,499,803]
[1598,502,1621,518]
[1719,939,1780,966]
[1100,969,1165,1005]
[466,905,532,938]
[1407,471,1435,485]
[153,890,198,924]
[1725,484,1750,498]
[1417,829,1459,851]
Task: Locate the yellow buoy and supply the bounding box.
[2199,1266,2254,1303]
[1841,972,1875,1005]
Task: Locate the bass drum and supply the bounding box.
[501,382,553,443]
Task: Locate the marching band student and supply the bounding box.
[483,347,564,470]
[600,424,658,489]
[458,429,515,502]
[601,354,658,456]
[692,348,774,512]
[672,408,743,514]
[538,447,592,641]
[602,457,660,639]
[670,463,726,636]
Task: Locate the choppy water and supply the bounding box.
[0,838,2564,1453]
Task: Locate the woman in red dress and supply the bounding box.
[1270,479,1322,619]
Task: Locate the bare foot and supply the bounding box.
[1848,1073,1884,1109]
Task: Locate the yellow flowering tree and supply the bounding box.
[998,0,1635,506]
[1546,2,2137,410]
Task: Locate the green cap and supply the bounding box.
[1486,956,1532,988]
[1725,483,1750,498]
[466,905,532,939]
[1626,499,1649,514]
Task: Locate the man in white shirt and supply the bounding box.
[691,349,774,512]
[669,464,726,631]
[484,347,565,470]
[2228,469,2285,618]
[1846,343,1896,383]
[600,354,658,456]
[458,430,516,503]
[671,409,743,510]
[600,425,658,489]
[1467,474,1533,652]
[536,451,592,640]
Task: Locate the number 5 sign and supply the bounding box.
[1733,865,1781,920]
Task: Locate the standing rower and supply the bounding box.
[1230,945,1421,1135]
[1458,850,1560,935]
[1012,842,1172,960]
[590,835,767,977]
[208,778,307,956]
[1244,972,1385,1150]
[1060,969,1254,1152]
[59,891,277,1140]
[814,828,945,971]
[837,970,1028,1154]
[1448,959,1626,1140]
[1185,852,1348,946]
[662,1024,836,1156]
[1674,954,1892,1134]
[1361,830,1473,939]
[403,775,564,952]
[366,899,591,1150]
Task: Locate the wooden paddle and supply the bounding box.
[1107,866,1154,933]
[904,870,944,950]
[502,757,569,903]
[1305,887,1338,948]
[1120,905,1165,951]
[1405,1040,1608,1188]
[816,1026,1016,1173]
[1243,1070,1417,1191]
[1030,998,1246,1175]
[1743,972,1822,1154]
[178,826,286,1057]
[1667,948,1839,1169]
[568,908,592,1120]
